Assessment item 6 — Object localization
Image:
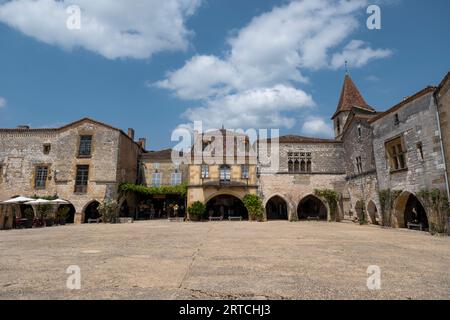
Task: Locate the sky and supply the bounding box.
[0,0,449,150]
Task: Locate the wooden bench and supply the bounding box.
[228,216,243,221]
[307,216,320,221]
[168,217,184,222]
[88,218,101,224]
[407,222,423,231]
[119,217,134,224]
[209,217,223,222]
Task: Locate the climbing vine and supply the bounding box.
[119,183,188,197]
[314,189,340,221]
[417,189,449,234]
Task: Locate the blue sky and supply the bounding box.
[0,0,449,150]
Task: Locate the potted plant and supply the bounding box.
[23,207,34,228]
[98,200,119,223]
[243,194,264,222]
[37,204,53,227]
[187,201,206,221]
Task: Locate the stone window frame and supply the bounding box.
[201,164,209,179]
[356,156,363,174]
[171,172,182,186]
[385,135,408,173]
[241,164,249,179]
[416,142,424,162]
[152,172,162,187]
[34,165,49,190]
[77,134,93,158]
[74,165,89,194]
[43,143,51,155]
[288,151,312,174]
[219,165,231,182]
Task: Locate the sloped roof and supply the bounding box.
[332,74,374,119]
[141,149,173,160]
[261,135,341,144]
[436,71,450,95]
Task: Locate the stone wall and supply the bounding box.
[436,76,450,198]
[372,91,447,194]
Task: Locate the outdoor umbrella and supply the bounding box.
[50,199,69,205]
[2,196,34,204]
[24,199,51,205]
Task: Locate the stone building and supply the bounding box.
[186,129,258,220]
[259,136,346,222]
[137,149,188,219]
[370,86,448,230]
[0,118,143,227]
[435,72,450,200]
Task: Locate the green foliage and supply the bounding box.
[188,201,206,220]
[243,194,264,221]
[98,200,118,223]
[417,189,449,234]
[36,204,52,220]
[119,183,188,197]
[23,207,34,220]
[314,189,339,221]
[56,206,70,221]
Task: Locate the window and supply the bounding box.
[356,157,363,174]
[153,163,160,170]
[394,114,400,126]
[416,142,424,161]
[75,165,89,193]
[171,172,182,185]
[152,173,161,187]
[220,165,231,182]
[385,137,407,172]
[337,118,341,134]
[241,165,249,179]
[35,166,48,189]
[357,125,362,139]
[288,152,312,173]
[78,135,92,156]
[43,144,51,155]
[201,164,209,179]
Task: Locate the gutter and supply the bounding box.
[433,93,450,201]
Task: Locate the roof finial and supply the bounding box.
[345,60,349,75]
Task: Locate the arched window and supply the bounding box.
[307,160,312,173]
[294,160,300,173]
[300,160,306,172]
[337,118,341,134]
[288,160,294,173]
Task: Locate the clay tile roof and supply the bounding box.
[141,149,173,160]
[332,74,374,119]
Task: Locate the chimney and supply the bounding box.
[17,125,30,130]
[138,138,146,150]
[127,128,135,140]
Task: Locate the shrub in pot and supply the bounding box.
[98,200,119,223]
[23,208,34,229]
[243,194,264,222]
[56,206,70,225]
[188,201,206,221]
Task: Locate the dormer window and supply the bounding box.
[394,114,400,126]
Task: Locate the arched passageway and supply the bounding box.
[297,195,327,220]
[266,196,288,220]
[206,195,248,220]
[395,192,429,231]
[355,200,366,221]
[83,201,101,223]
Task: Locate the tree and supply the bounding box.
[98,200,118,223]
[188,201,206,221]
[243,194,264,222]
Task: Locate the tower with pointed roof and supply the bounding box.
[332,74,375,139]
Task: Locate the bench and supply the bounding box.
[209,217,223,222]
[119,217,134,224]
[407,222,423,231]
[168,217,184,222]
[307,216,320,221]
[88,218,101,224]
[228,216,243,221]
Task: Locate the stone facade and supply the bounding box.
[436,72,450,199]
[0,118,142,227]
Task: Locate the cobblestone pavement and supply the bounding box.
[0,221,449,300]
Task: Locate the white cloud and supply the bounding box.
[301,117,334,138]
[0,0,201,59]
[0,97,6,108]
[183,85,315,129]
[155,0,392,129]
[330,40,392,69]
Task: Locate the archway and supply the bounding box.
[206,194,248,220]
[297,195,327,220]
[367,201,378,225]
[395,192,429,231]
[58,204,76,224]
[119,200,130,218]
[83,201,100,223]
[266,196,288,220]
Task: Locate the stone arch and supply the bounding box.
[355,200,365,221]
[394,191,429,230]
[265,195,289,220]
[204,191,245,204]
[205,194,248,220]
[367,200,379,225]
[57,201,76,224]
[297,194,328,221]
[82,200,101,223]
[119,199,130,218]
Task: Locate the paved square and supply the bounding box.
[0,221,449,300]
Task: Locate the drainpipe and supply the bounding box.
[433,94,450,201]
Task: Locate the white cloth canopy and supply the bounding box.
[24,199,51,205]
[2,196,34,204]
[50,199,69,205]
